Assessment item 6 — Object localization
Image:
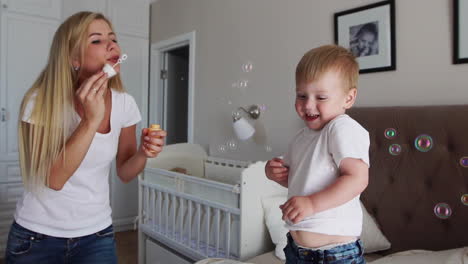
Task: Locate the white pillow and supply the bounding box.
[360,202,391,253]
[261,195,288,260]
[261,195,391,260]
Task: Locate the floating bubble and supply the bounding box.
[265,145,272,152]
[218,145,227,153]
[238,80,248,89]
[227,140,238,150]
[462,194,468,206]
[218,97,233,105]
[384,128,397,139]
[414,134,433,152]
[388,144,402,156]
[242,61,253,72]
[434,203,452,219]
[459,157,468,167]
[232,110,242,120]
[259,104,267,112]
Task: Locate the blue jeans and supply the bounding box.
[4,221,117,264]
[284,233,365,264]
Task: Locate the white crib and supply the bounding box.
[138,144,286,263]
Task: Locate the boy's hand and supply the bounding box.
[265,158,289,184]
[280,196,314,224]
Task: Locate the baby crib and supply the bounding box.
[138,144,285,263]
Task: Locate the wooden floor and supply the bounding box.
[115,229,138,264]
[0,230,138,264]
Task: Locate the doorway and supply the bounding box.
[150,32,195,144]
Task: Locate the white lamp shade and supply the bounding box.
[233,117,255,140]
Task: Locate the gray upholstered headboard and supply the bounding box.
[348,105,468,254]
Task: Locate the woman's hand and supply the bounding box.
[75,71,109,128]
[139,128,167,158]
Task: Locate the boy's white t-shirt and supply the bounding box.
[15,89,141,238]
[283,114,370,236]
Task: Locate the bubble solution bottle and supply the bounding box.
[148,124,161,153]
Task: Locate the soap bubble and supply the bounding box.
[384,128,397,139]
[218,145,227,153]
[259,104,267,112]
[459,157,468,168]
[232,110,242,120]
[218,97,233,105]
[242,61,253,72]
[238,80,248,89]
[461,194,468,206]
[227,140,238,150]
[265,145,272,152]
[414,134,433,152]
[388,144,402,156]
[434,203,452,219]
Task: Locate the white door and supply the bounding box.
[2,0,61,19]
[62,0,107,19]
[0,12,59,161]
[0,2,59,257]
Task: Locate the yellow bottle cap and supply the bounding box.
[150,124,161,130]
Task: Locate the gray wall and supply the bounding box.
[151,0,468,161]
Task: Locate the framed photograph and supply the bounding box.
[334,0,396,74]
[454,0,468,64]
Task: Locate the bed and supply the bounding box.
[195,105,468,264]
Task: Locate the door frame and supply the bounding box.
[150,31,195,143]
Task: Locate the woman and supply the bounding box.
[5,12,166,263]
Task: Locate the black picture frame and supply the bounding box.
[334,0,396,74]
[454,0,468,64]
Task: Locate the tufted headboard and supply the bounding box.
[348,105,468,254]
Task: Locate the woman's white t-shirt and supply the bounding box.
[15,89,141,238]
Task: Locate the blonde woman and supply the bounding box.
[5,12,166,263]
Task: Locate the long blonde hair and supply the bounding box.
[18,12,124,191]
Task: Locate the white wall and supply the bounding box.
[151,0,468,161]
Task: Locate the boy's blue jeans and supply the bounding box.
[4,221,118,264]
[284,233,366,264]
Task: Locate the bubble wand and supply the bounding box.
[103,54,127,78]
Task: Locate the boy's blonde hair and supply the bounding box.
[295,45,359,90]
[18,12,124,191]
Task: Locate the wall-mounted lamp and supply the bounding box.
[232,105,261,140]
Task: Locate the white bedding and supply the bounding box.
[195,247,468,264]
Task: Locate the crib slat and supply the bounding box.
[188,200,192,247]
[225,211,231,258]
[197,203,201,251]
[172,194,176,239]
[151,189,156,230]
[215,209,220,256]
[179,197,184,242]
[165,192,169,235]
[141,186,145,224]
[157,191,162,232]
[205,205,210,257]
[144,186,149,224]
